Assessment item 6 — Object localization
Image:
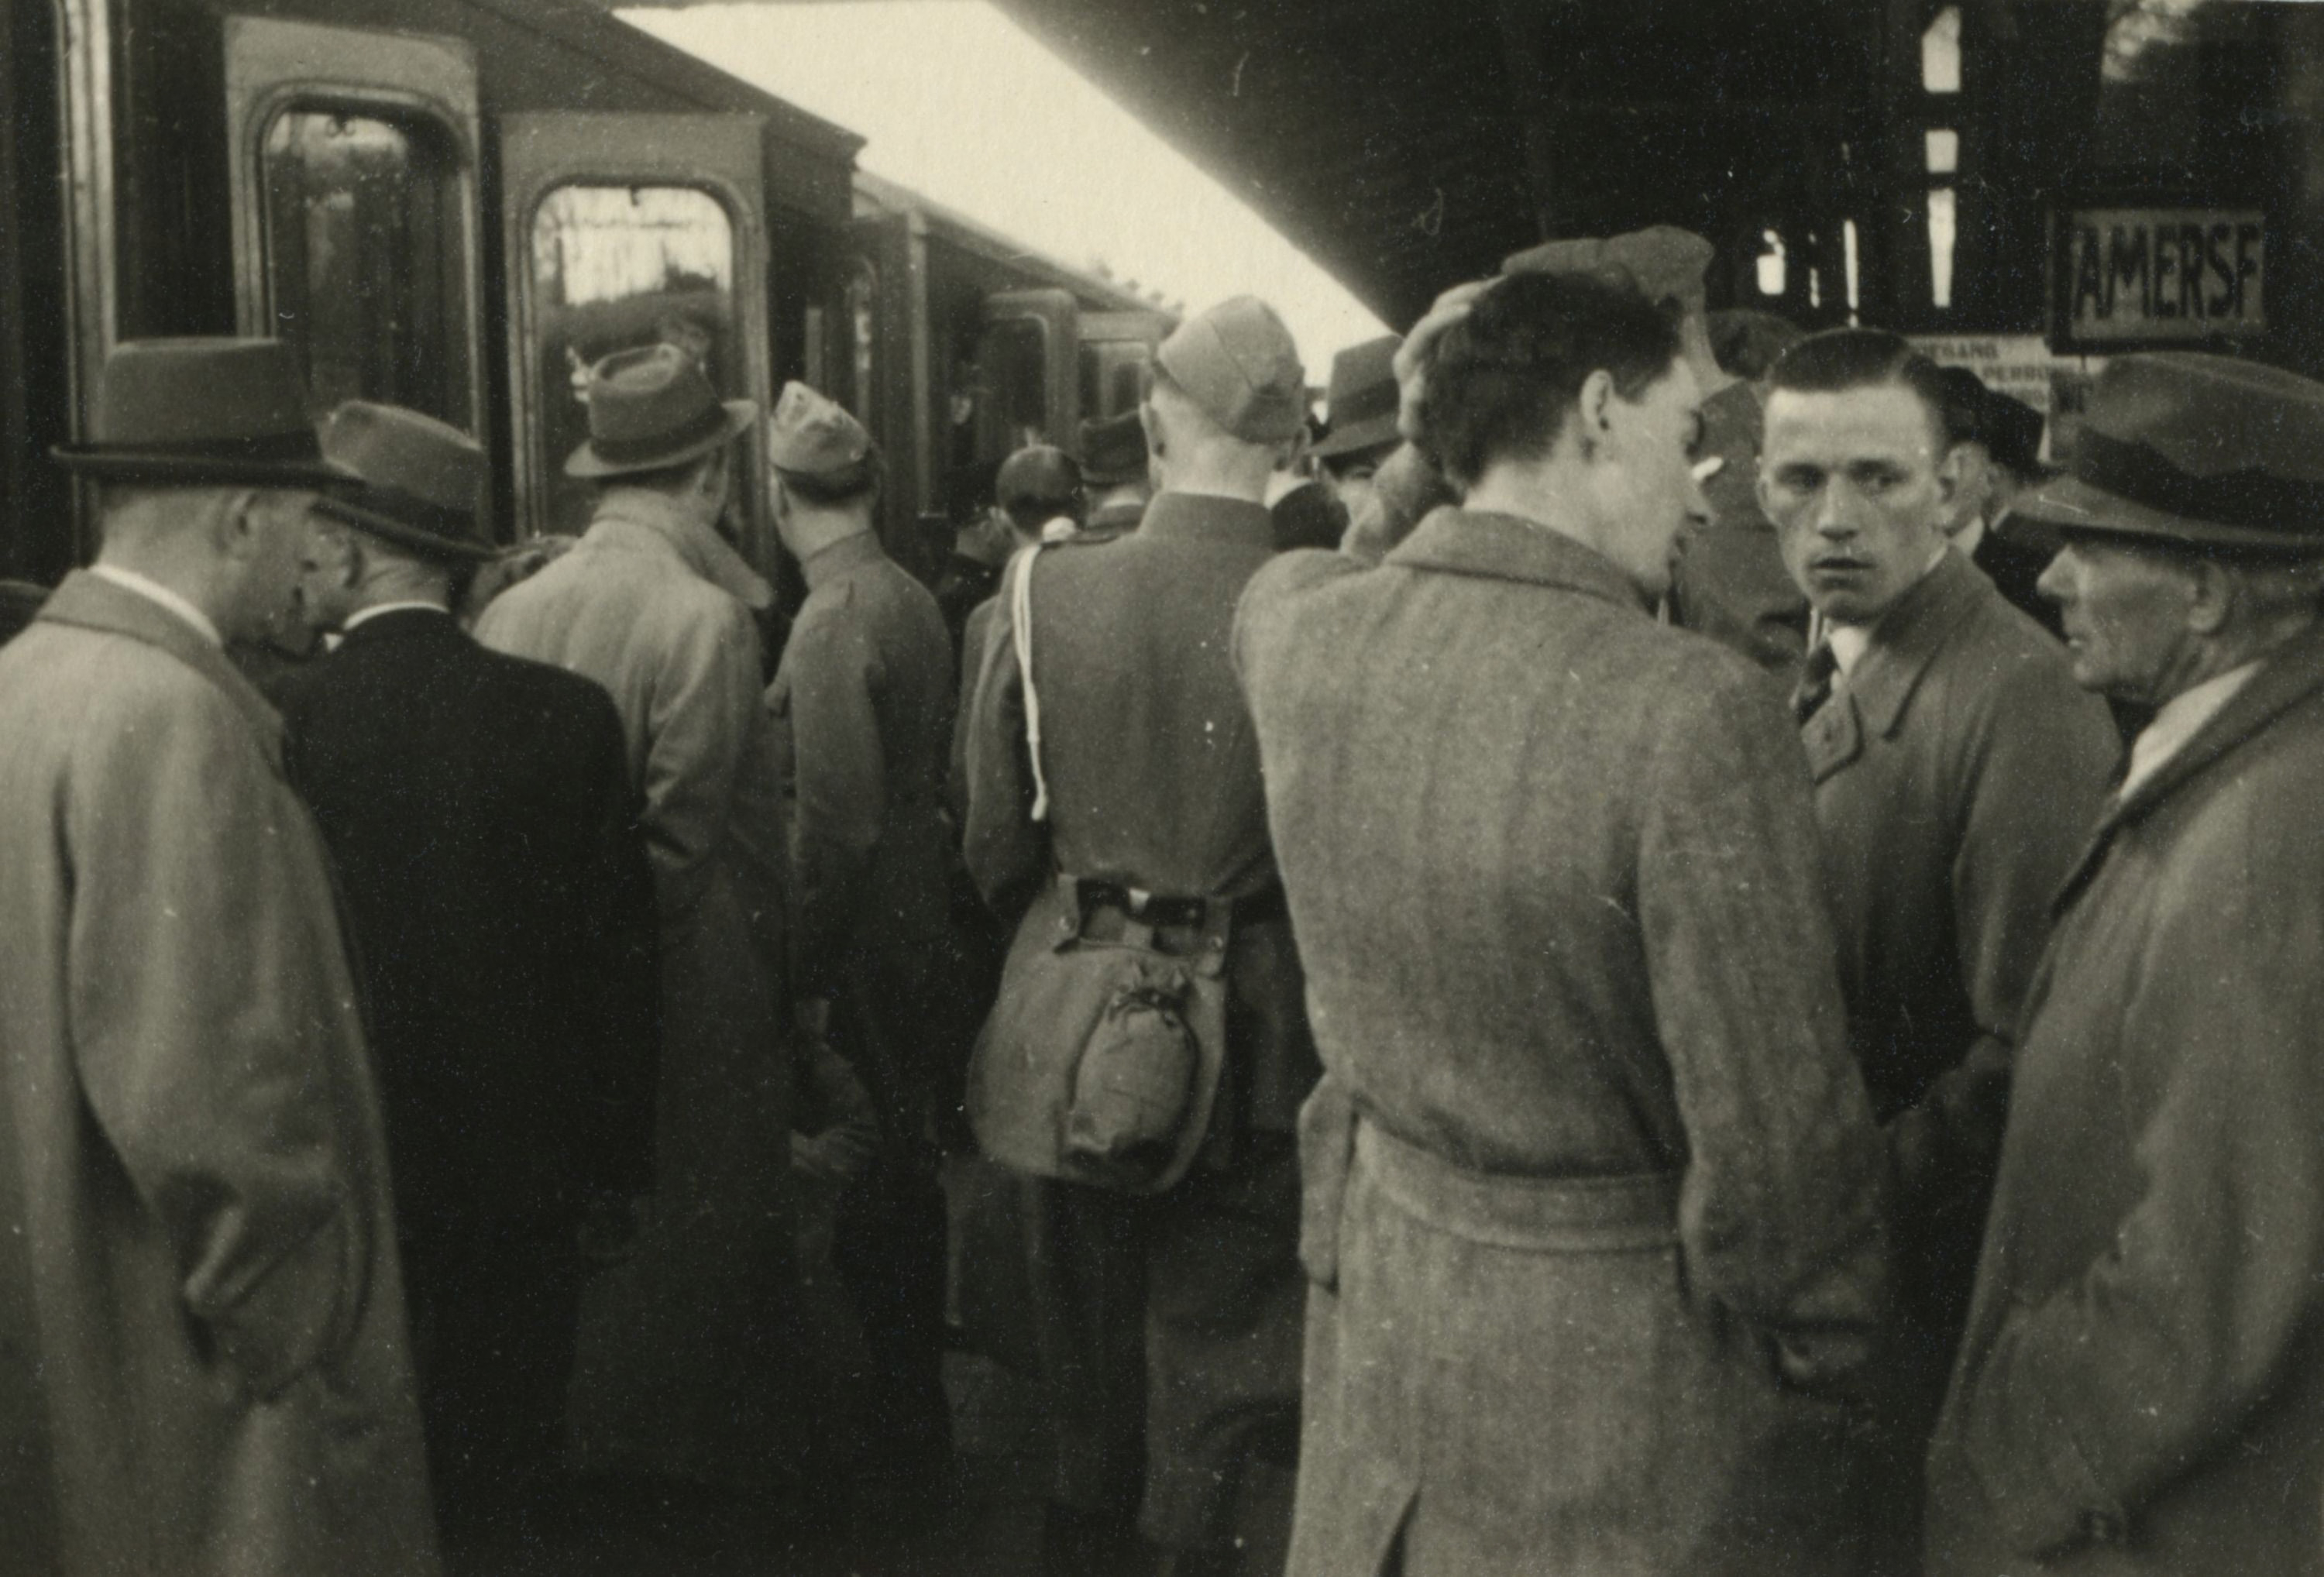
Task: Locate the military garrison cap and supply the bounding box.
[1156,297,1307,445]
[768,380,873,476]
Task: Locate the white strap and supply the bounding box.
[1009,542,1051,822]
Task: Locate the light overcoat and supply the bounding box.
[0,573,437,1577]
[475,491,799,1487]
[1235,510,1890,1577]
[1924,626,2324,1575]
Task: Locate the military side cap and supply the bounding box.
[997,444,1081,510]
[53,338,349,488]
[1156,296,1306,445]
[1077,409,1150,486]
[1313,335,1403,461]
[313,401,492,562]
[2014,352,2324,555]
[1504,225,1715,307]
[567,342,755,480]
[768,380,872,476]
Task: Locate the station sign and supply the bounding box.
[2052,204,2265,351]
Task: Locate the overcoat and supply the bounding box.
[475,491,799,1487]
[1924,625,2324,1576]
[0,573,437,1577]
[1235,510,1890,1577]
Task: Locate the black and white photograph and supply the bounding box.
[2,2,2322,1573]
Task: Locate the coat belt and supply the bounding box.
[1355,1117,1679,1252]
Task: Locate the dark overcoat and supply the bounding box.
[0,574,437,1576]
[475,491,799,1486]
[1235,510,1890,1577]
[277,607,659,1230]
[1924,627,2324,1576]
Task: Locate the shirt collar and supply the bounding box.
[1386,507,1652,613]
[342,600,449,633]
[799,530,887,592]
[87,564,223,648]
[2119,661,2262,803]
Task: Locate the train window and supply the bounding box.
[260,108,470,424]
[528,184,738,533]
[977,316,1050,459]
[1078,340,1152,424]
[845,257,879,426]
[1922,6,1961,95]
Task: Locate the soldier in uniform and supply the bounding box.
[962,297,1321,1576]
[763,382,957,1505]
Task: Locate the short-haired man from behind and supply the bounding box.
[1761,328,2119,1571]
[276,401,660,1541]
[0,339,435,1575]
[1078,408,1154,533]
[1237,270,1888,1576]
[1926,354,2324,1576]
[763,381,957,1510]
[475,342,800,1489]
[963,296,1320,1577]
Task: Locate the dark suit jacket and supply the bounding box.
[278,607,659,1229]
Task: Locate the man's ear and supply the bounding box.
[1934,440,1966,512]
[1576,369,1615,441]
[2188,558,2236,636]
[213,488,264,560]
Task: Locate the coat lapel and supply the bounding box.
[33,572,286,771]
[1800,690,1864,782]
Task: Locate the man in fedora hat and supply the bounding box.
[963,295,1320,1576]
[1079,407,1155,533]
[761,380,957,1509]
[1309,334,1401,525]
[1758,328,2119,1569]
[475,342,803,1489]
[1925,352,2324,1577]
[0,338,436,1575]
[275,400,661,1537]
[1934,369,2062,636]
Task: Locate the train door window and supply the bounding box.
[975,316,1050,461]
[224,18,483,436]
[844,256,880,426]
[1078,340,1152,424]
[260,108,469,423]
[527,184,739,535]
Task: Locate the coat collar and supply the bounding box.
[1385,507,1652,613]
[333,603,461,653]
[583,489,772,611]
[1832,548,1989,739]
[799,530,888,593]
[33,571,285,767]
[2053,621,2324,912]
[1138,491,1274,548]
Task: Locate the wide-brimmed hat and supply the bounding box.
[2010,353,2324,556]
[53,338,349,488]
[312,401,493,562]
[1156,297,1306,445]
[566,343,756,480]
[1312,335,1403,462]
[1077,410,1149,487]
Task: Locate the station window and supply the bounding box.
[260,106,470,425]
[528,184,738,533]
[1921,6,1961,94]
[1755,230,1789,298]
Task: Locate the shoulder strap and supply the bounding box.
[1009,541,1052,823]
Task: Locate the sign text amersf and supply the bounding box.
[2055,206,2264,351]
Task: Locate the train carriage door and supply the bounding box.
[1074,310,1174,428]
[499,114,775,575]
[223,17,485,438]
[976,289,1078,464]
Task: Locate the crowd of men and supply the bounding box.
[1,213,2322,1577]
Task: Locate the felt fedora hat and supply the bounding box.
[2011,353,2324,556]
[1312,335,1403,461]
[566,342,756,480]
[312,401,493,562]
[53,338,349,488]
[1076,409,1149,487]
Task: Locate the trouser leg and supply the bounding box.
[1021,1173,1150,1522]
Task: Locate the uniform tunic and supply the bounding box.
[0,574,437,1577]
[1235,510,1889,1576]
[476,491,799,1488]
[963,491,1318,1550]
[1926,627,2324,1576]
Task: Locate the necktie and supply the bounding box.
[1792,641,1840,725]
